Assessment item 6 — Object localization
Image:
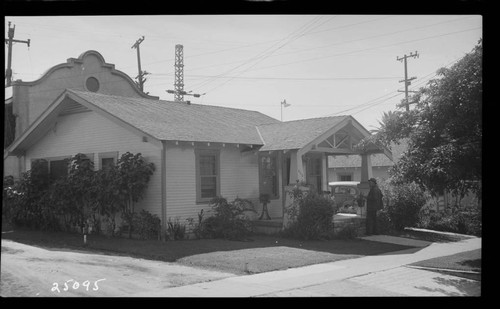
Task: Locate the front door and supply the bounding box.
[306,154,322,194]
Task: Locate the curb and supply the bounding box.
[406,265,481,281]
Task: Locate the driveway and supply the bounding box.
[1,239,234,297]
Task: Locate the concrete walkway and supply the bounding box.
[133,234,481,297]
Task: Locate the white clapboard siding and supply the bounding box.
[164,145,262,222]
[25,110,163,217]
[165,146,197,220]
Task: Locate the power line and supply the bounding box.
[160,26,480,95]
[206,16,351,93]
[327,57,464,117]
[198,16,326,89]
[245,27,481,73]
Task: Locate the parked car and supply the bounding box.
[329,181,361,214]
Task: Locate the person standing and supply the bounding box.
[366,178,383,235]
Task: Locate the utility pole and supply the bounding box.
[131,36,149,92]
[166,44,204,103]
[5,21,30,87]
[397,51,419,111]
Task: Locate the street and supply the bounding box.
[1,235,481,297]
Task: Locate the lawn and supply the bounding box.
[409,249,481,281]
[2,227,416,275]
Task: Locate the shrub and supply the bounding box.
[335,224,358,239]
[196,197,253,240]
[376,209,395,235]
[282,187,335,240]
[132,210,161,240]
[382,181,428,231]
[420,209,481,237]
[186,209,205,239]
[166,216,186,240]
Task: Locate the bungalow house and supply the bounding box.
[4,50,391,235]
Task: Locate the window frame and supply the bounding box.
[31,154,94,182]
[98,151,118,170]
[195,148,221,204]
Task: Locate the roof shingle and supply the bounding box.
[69,89,280,145]
[256,116,349,151]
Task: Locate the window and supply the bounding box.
[307,156,322,194]
[50,159,69,181]
[259,152,278,198]
[31,157,69,183]
[195,149,220,203]
[339,174,352,181]
[85,77,100,92]
[98,152,118,170]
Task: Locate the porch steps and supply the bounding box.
[251,219,283,235]
[251,215,366,236]
[333,214,366,237]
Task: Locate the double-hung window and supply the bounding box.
[195,149,220,203]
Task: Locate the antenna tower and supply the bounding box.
[174,44,184,102]
[166,44,204,103]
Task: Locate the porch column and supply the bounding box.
[289,149,305,184]
[322,153,328,192]
[357,153,373,195]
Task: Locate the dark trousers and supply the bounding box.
[366,208,377,235]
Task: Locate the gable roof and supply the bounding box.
[66,90,279,145]
[257,116,350,151]
[6,89,390,160]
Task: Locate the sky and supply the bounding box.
[5,14,482,131]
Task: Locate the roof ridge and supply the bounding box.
[68,89,280,122]
[258,114,348,127]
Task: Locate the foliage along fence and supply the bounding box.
[2,152,156,239]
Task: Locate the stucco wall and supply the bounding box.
[13,51,153,139]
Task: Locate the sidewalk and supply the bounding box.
[133,234,481,297]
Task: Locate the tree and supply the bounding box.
[116,152,155,238]
[93,164,122,235]
[66,153,96,231]
[362,39,482,200]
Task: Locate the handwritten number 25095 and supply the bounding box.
[51,279,106,293]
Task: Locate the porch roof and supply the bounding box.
[256,116,350,151]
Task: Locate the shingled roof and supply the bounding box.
[68,89,280,145]
[257,116,349,151]
[8,89,384,157]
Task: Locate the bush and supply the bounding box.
[335,224,358,239]
[132,210,161,240]
[196,197,253,240]
[382,181,428,231]
[282,188,335,240]
[376,209,395,235]
[420,209,481,237]
[166,216,186,240]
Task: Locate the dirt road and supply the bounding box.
[1,239,235,297]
